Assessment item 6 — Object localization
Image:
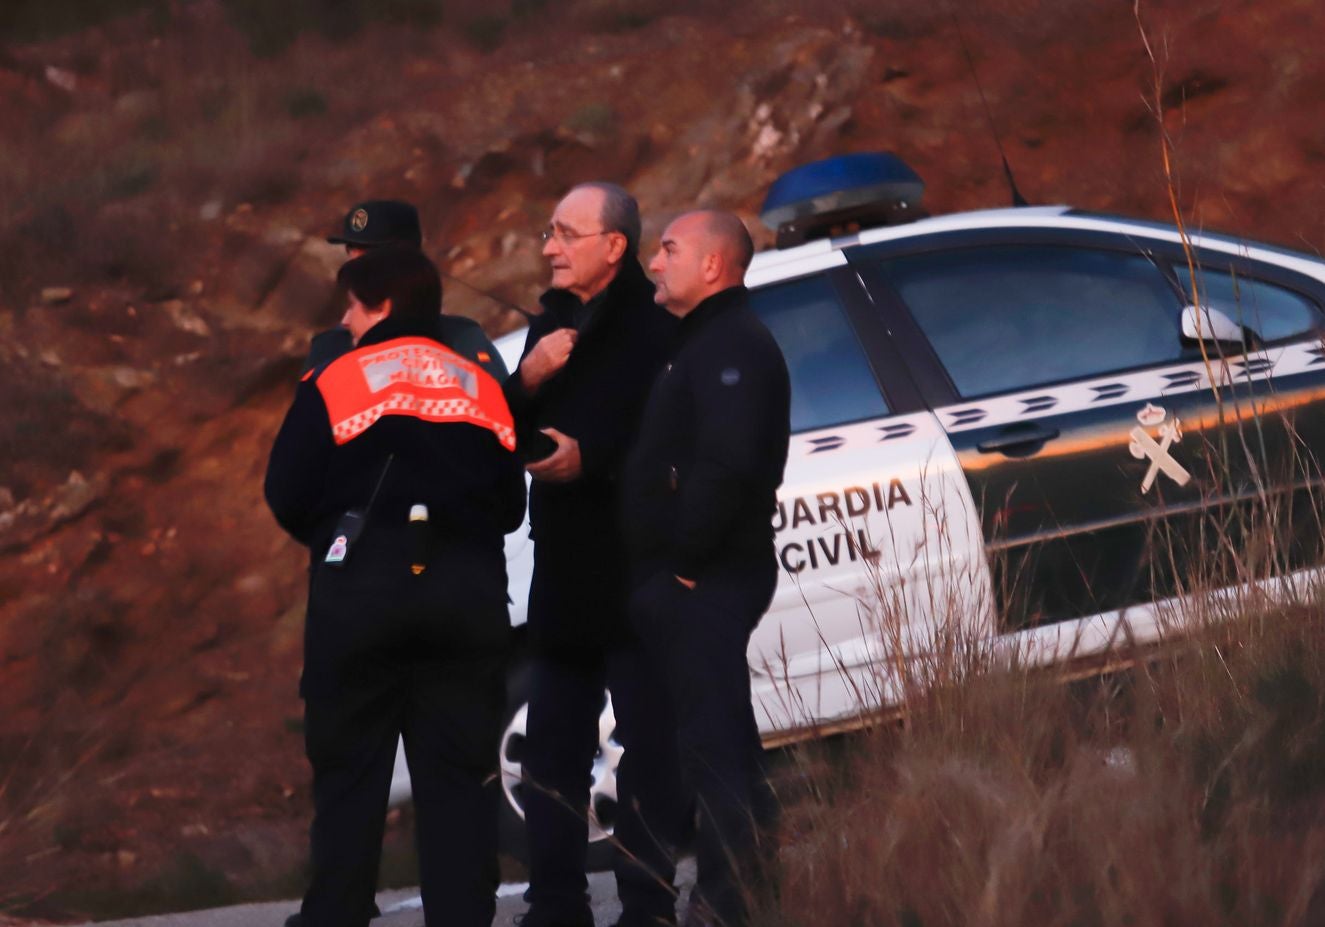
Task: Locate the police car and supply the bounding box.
[397,153,1325,858]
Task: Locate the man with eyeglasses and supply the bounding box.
[505,183,680,927]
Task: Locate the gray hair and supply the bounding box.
[572,181,641,256]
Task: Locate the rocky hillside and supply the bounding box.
[2,0,1323,918]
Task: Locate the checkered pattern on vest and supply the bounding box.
[317,336,516,450]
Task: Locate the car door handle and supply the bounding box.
[977,424,1060,454]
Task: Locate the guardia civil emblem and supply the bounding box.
[1128,403,1191,494]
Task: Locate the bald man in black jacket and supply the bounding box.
[623,210,790,927]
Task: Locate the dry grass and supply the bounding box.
[756,582,1325,927]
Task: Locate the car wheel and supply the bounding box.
[497,660,624,871]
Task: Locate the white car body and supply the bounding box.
[493,206,1325,744]
[393,194,1325,831]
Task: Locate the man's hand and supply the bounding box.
[519,328,577,392]
[675,576,696,590]
[525,428,582,483]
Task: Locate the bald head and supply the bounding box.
[649,209,754,317]
[696,209,755,273]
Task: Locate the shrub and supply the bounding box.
[373,0,446,27]
[104,155,159,200]
[565,102,618,137]
[221,0,446,56]
[573,0,672,33]
[754,500,1325,927]
[0,0,168,42]
[0,355,124,499]
[461,13,508,52]
[284,88,328,120]
[222,0,306,58]
[511,0,548,18]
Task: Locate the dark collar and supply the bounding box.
[679,285,748,335]
[539,256,654,332]
[356,314,439,349]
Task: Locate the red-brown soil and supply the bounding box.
[2,0,1323,919]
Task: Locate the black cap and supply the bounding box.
[327,200,423,250]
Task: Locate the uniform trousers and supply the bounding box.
[626,556,779,927]
[522,643,690,925]
[300,541,509,927]
[522,514,691,926]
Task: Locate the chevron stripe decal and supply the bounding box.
[1237,356,1276,377]
[1019,395,1058,414]
[1162,370,1202,389]
[948,408,988,427]
[878,423,917,441]
[808,436,846,454]
[1091,383,1129,400]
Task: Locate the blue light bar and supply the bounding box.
[760,152,925,248]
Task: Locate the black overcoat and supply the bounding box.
[503,257,677,656]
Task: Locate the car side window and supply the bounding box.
[878,245,1184,398]
[1174,265,1323,343]
[748,274,889,433]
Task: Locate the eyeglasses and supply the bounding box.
[540,226,613,244]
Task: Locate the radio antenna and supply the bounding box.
[943,4,1029,207]
[439,268,536,321]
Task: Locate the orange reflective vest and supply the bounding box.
[315,336,515,451]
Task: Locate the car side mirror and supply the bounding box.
[1180,304,1260,349]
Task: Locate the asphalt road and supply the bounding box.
[73,860,696,927]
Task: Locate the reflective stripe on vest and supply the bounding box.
[316,336,516,450]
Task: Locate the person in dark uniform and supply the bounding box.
[290,200,507,927]
[307,199,508,382]
[623,210,791,927]
[265,246,526,927]
[504,183,681,927]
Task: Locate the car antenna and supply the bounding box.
[942,2,1029,207]
[438,267,537,321]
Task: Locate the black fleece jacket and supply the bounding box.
[622,285,790,578]
[503,257,677,548]
[265,315,526,559]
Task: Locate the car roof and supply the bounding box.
[745,205,1325,288]
[493,204,1325,346]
